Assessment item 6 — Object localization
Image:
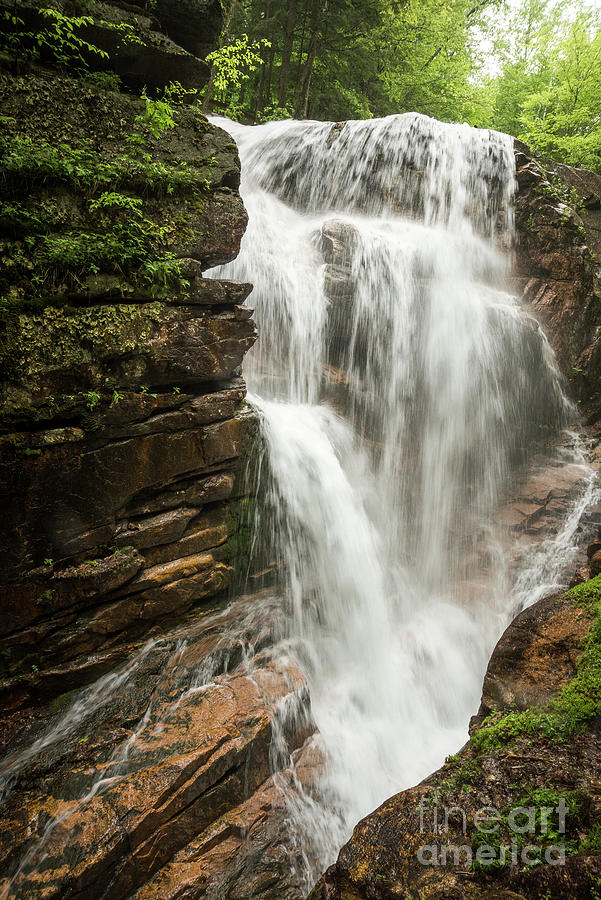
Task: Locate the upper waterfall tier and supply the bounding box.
[213,113,516,238]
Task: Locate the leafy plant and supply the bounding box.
[0,6,108,70]
[205,35,270,101]
[85,390,100,410]
[139,90,176,141]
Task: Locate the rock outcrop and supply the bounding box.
[311,146,601,900]
[512,142,601,425]
[0,8,325,897]
[312,562,601,900]
[0,0,223,92]
[0,592,317,899]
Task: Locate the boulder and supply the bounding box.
[0,0,213,92]
[152,0,223,61]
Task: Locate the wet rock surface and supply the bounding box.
[512,142,601,425]
[0,593,319,899]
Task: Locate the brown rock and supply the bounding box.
[587,539,601,559]
[0,0,212,93]
[0,303,257,412]
[0,605,314,900]
[570,563,593,588]
[152,0,223,60]
[590,550,601,576]
[512,141,601,423]
[472,594,590,725]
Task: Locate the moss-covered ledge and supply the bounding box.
[0,300,257,411]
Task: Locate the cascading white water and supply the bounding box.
[209,113,597,886]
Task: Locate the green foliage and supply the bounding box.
[0,133,203,195]
[162,81,198,105]
[34,187,178,288]
[566,571,601,608]
[0,99,212,299]
[85,390,100,410]
[256,103,294,123]
[206,34,270,100]
[138,90,176,141]
[208,0,600,174]
[582,823,601,850]
[208,0,500,124]
[101,20,144,48]
[0,6,108,69]
[486,0,601,171]
[82,70,122,92]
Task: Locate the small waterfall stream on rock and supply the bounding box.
[209,114,599,887]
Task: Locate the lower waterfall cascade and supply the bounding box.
[0,113,599,900]
[209,113,600,888]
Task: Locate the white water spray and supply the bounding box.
[210,113,597,886]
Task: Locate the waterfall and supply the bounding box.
[209,114,596,887]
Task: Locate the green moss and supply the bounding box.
[2,301,165,383]
[472,576,601,752]
[566,572,601,607]
[0,133,211,197]
[582,823,601,851]
[471,787,584,875]
[50,687,80,713]
[0,110,212,300]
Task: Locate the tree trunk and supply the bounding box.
[266,40,275,103]
[295,0,319,117]
[252,0,272,119]
[298,32,317,117]
[294,0,309,99]
[254,62,266,117]
[278,0,297,108]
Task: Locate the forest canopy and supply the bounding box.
[207,0,601,173]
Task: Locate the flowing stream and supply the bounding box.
[209,113,599,886]
[1,114,599,899]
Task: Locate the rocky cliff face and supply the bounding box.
[512,142,601,426]
[0,8,319,897]
[0,8,258,710]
